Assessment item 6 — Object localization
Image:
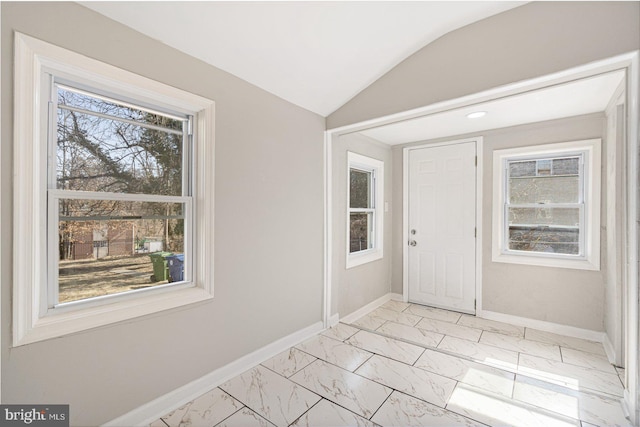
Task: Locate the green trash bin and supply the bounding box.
[148,251,173,282]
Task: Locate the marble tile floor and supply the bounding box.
[151,301,630,427]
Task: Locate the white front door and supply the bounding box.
[408,142,476,313]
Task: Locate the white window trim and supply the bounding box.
[492,139,601,270]
[13,33,215,347]
[346,152,384,269]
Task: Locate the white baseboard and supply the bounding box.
[602,333,617,365]
[328,313,340,327]
[102,320,325,427]
[389,292,404,302]
[480,310,605,343]
[340,293,394,324]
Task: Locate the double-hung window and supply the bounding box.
[492,139,601,270]
[347,152,384,268]
[13,33,215,346]
[51,83,193,305]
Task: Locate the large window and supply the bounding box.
[52,84,192,304]
[13,33,215,346]
[347,152,384,268]
[492,139,601,270]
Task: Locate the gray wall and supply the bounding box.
[390,114,607,331]
[333,133,393,317]
[327,1,640,129]
[1,3,325,425]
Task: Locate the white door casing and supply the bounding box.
[407,141,477,313]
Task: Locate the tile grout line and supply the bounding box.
[161,401,194,426]
[445,380,591,427]
[328,325,360,341]
[259,354,318,380]
[285,397,323,427]
[434,331,446,348]
[351,352,376,373]
[347,330,428,366]
[157,305,623,427]
[291,346,373,374]
[352,368,451,419]
[345,314,626,401]
[219,368,323,427]
[391,316,482,342]
[522,331,606,356]
[211,406,246,427]
[443,382,492,427]
[243,307,620,425]
[289,358,396,423]
[310,396,382,426]
[512,352,522,400]
[412,346,427,367]
[366,389,394,422]
[212,389,261,426]
[292,338,457,414]
[348,319,518,371]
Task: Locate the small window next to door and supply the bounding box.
[347,152,384,268]
[492,139,601,270]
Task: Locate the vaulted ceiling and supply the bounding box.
[82,2,623,143]
[81,1,526,116]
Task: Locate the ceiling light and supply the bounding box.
[466,111,487,119]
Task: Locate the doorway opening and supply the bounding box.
[325,51,638,423]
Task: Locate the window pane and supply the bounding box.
[58,87,184,131]
[507,207,580,255]
[509,160,536,178]
[508,226,579,255]
[508,155,581,204]
[58,199,185,304]
[508,156,580,178]
[552,157,579,175]
[350,169,371,208]
[350,212,373,253]
[508,206,580,227]
[536,159,552,176]
[509,176,580,204]
[57,89,185,196]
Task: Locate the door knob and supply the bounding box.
[409,240,417,246]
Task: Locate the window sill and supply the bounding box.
[15,286,213,347]
[492,251,600,271]
[346,249,383,269]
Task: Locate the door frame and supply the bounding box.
[402,137,483,314]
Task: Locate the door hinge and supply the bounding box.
[474,227,477,238]
[474,299,477,309]
[475,156,477,167]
